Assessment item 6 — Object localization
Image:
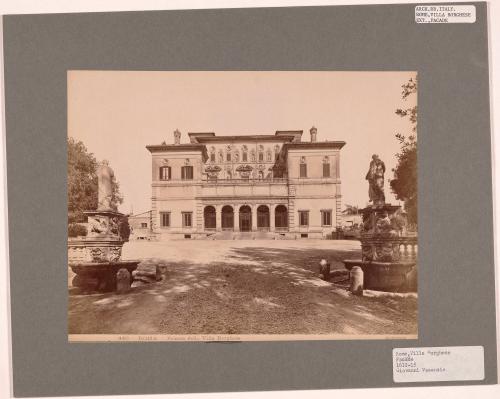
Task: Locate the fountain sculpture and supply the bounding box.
[68,161,139,293]
[343,155,418,292]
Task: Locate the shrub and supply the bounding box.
[118,217,131,242]
[68,223,87,238]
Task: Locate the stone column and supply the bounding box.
[270,205,275,232]
[251,205,258,231]
[216,205,222,232]
[234,205,240,232]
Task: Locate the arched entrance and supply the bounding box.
[239,205,252,232]
[221,205,234,230]
[257,205,270,230]
[275,205,288,229]
[204,206,216,229]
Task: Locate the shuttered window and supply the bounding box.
[299,211,309,226]
[159,166,171,180]
[182,212,192,228]
[321,210,332,226]
[300,164,307,178]
[323,163,330,178]
[160,212,170,227]
[181,166,193,180]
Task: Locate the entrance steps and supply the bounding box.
[212,230,234,240]
[207,231,278,240]
[234,232,253,240]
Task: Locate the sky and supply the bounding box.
[68,71,416,214]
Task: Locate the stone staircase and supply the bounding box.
[212,230,234,240]
[234,232,253,240]
[252,231,274,240]
[204,231,279,240]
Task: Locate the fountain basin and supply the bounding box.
[344,259,417,293]
[70,260,139,293]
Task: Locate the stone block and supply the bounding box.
[319,259,330,281]
[116,268,131,294]
[350,266,364,296]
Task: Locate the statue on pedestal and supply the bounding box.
[365,154,386,206]
[97,160,114,211]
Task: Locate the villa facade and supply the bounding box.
[146,127,345,239]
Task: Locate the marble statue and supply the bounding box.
[97,160,114,211]
[365,154,386,205]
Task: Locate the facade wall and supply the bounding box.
[286,147,341,237]
[204,140,284,180]
[154,198,198,238]
[148,133,344,239]
[151,150,204,181]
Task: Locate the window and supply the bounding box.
[258,152,264,162]
[226,153,231,162]
[160,212,170,227]
[299,211,309,227]
[210,153,216,162]
[159,166,171,180]
[300,163,307,178]
[181,165,193,180]
[141,222,147,228]
[323,163,331,178]
[182,212,193,228]
[321,210,332,226]
[242,152,248,162]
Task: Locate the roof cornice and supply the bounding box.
[194,135,296,143]
[146,144,209,161]
[283,141,346,150]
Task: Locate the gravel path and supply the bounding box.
[68,240,418,337]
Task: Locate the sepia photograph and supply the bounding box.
[67,71,418,341]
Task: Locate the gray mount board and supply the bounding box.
[3,2,496,397]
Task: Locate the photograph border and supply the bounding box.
[4,2,497,396]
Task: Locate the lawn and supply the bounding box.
[68,240,418,338]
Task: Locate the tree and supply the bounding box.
[67,137,123,224]
[342,204,360,215]
[390,77,418,225]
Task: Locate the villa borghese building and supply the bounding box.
[146,127,345,240]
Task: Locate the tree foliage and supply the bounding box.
[342,204,360,215]
[390,77,418,225]
[68,137,123,223]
